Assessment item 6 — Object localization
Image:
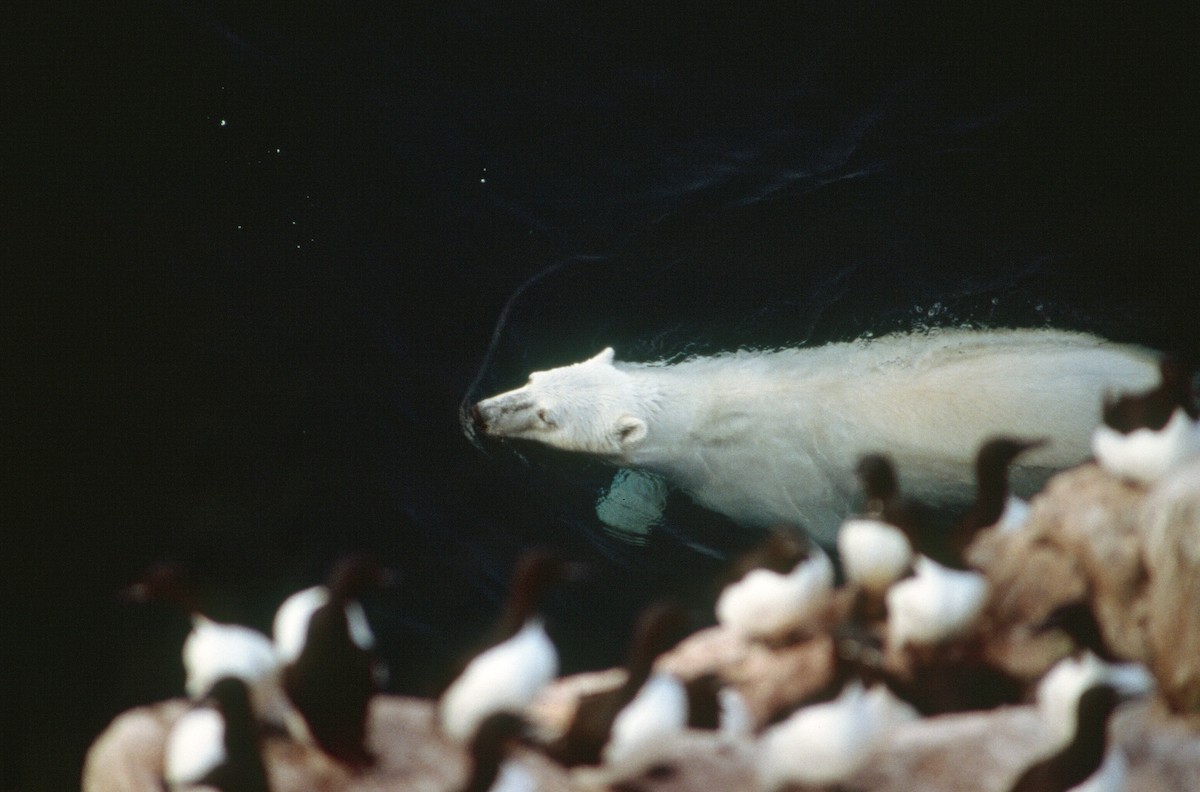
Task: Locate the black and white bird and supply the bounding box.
[545,601,748,769]
[123,564,294,733]
[756,678,918,791]
[1093,356,1200,484]
[438,550,576,744]
[1007,683,1129,792]
[837,455,917,600]
[162,677,270,792]
[543,602,691,768]
[951,436,1047,555]
[272,553,392,764]
[885,555,989,653]
[715,529,835,643]
[458,712,537,792]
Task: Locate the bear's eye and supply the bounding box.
[536,408,556,428]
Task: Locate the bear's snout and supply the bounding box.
[469,402,488,432]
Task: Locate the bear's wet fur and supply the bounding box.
[472,328,1159,544]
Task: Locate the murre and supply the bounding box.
[837,455,918,602]
[755,678,917,790]
[1007,683,1131,792]
[123,564,295,733]
[162,676,269,792]
[715,529,835,643]
[272,553,393,765]
[438,549,576,744]
[885,555,988,651]
[945,436,1048,565]
[1092,357,1200,484]
[458,712,537,792]
[543,601,693,768]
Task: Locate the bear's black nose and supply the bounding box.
[469,403,487,431]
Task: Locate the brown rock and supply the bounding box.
[840,700,1200,792]
[570,731,756,792]
[655,627,839,729]
[1140,459,1200,716]
[81,700,189,792]
[969,463,1151,679]
[82,696,581,792]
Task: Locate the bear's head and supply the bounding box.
[470,348,648,458]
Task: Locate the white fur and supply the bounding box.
[756,680,911,790]
[886,556,988,649]
[716,547,834,639]
[602,671,689,766]
[475,329,1158,544]
[1092,407,1200,485]
[163,707,225,786]
[837,518,914,593]
[438,619,558,743]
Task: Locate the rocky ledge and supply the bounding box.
[84,460,1200,791]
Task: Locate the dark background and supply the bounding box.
[5,2,1196,789]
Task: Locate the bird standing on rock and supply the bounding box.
[1093,356,1200,484]
[837,455,917,610]
[885,553,988,659]
[755,679,917,791]
[162,676,269,792]
[716,529,835,643]
[458,712,537,792]
[1007,684,1129,792]
[439,549,578,744]
[543,601,694,768]
[948,436,1048,563]
[123,564,296,735]
[273,553,393,765]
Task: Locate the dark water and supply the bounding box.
[6,2,1196,789]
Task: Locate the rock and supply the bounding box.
[82,696,580,792]
[655,627,839,729]
[846,704,1045,792]
[1114,701,1200,792]
[529,626,839,739]
[969,463,1151,678]
[842,700,1199,792]
[1140,458,1200,716]
[82,700,189,792]
[86,460,1200,791]
[570,730,756,792]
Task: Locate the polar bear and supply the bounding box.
[469,328,1159,545]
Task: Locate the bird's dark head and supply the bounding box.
[501,548,588,630]
[628,601,694,673]
[856,454,899,502]
[120,562,196,612]
[977,436,1048,472]
[205,676,255,720]
[1076,683,1122,724]
[326,553,398,601]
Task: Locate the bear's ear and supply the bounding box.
[587,347,615,366]
[615,415,647,447]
